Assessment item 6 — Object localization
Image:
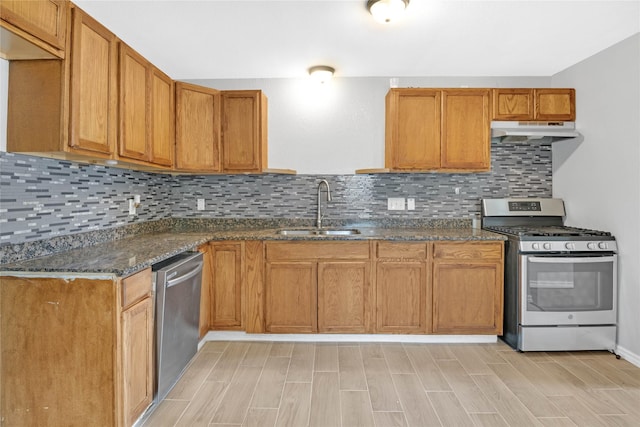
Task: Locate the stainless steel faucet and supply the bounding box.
[316,179,332,229]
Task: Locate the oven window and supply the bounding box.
[526,257,614,312]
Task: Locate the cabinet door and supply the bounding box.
[175,82,221,171]
[432,242,503,334]
[221,90,266,172]
[318,261,370,333]
[210,242,244,329]
[376,261,427,333]
[492,88,534,120]
[1,0,67,54]
[441,89,491,171]
[67,6,117,157]
[121,297,154,427]
[432,262,502,334]
[265,261,317,333]
[535,89,575,121]
[385,88,441,170]
[150,67,174,167]
[118,42,150,162]
[198,243,213,338]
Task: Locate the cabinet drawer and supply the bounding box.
[433,242,503,260]
[121,268,152,308]
[376,242,427,259]
[266,242,370,261]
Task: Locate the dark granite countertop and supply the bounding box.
[0,226,505,277]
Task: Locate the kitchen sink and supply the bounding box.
[276,228,361,236]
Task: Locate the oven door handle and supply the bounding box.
[527,255,617,263]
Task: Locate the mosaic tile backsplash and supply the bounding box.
[0,140,551,245]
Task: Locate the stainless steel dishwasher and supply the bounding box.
[152,251,203,402]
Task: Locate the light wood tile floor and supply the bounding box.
[142,341,640,427]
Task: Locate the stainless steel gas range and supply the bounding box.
[482,198,617,352]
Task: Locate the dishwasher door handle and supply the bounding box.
[166,263,203,288]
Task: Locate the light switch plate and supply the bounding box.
[407,198,415,210]
[387,197,405,211]
[197,198,205,211]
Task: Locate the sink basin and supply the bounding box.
[276,228,361,236]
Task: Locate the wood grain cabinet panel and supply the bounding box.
[67,5,117,157]
[441,89,491,170]
[265,261,318,333]
[175,82,221,172]
[0,268,154,427]
[221,90,267,173]
[385,88,490,172]
[118,42,174,168]
[376,261,428,333]
[198,243,214,338]
[210,242,244,329]
[432,242,504,334]
[1,0,67,58]
[535,88,575,121]
[492,88,576,121]
[375,242,430,334]
[318,261,370,333]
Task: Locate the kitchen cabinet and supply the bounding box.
[375,242,430,334]
[221,90,268,173]
[384,88,491,172]
[492,88,576,121]
[264,242,372,333]
[432,241,504,334]
[208,242,244,330]
[118,42,174,168]
[175,81,221,172]
[7,4,118,160]
[198,243,213,337]
[0,0,67,59]
[0,268,154,427]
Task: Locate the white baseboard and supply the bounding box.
[200,331,497,349]
[615,344,640,368]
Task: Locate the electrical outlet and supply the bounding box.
[387,197,405,211]
[407,198,415,210]
[197,198,205,211]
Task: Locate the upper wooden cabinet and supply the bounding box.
[118,42,174,168]
[175,82,221,172]
[175,86,270,173]
[7,4,118,160]
[385,88,491,172]
[221,90,268,173]
[0,0,67,59]
[492,88,576,121]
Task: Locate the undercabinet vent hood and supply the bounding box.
[491,121,582,143]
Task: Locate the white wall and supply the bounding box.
[188,76,549,174]
[552,34,640,365]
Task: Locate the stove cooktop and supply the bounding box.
[483,225,613,239]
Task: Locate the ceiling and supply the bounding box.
[74,0,640,80]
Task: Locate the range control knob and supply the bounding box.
[532,243,540,250]
[565,242,575,250]
[598,242,609,250]
[587,242,597,250]
[543,243,552,250]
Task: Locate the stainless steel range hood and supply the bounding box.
[491,121,582,142]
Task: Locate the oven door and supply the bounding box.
[519,254,617,326]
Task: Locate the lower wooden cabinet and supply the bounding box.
[375,242,429,333]
[264,242,372,333]
[432,242,504,334]
[199,241,244,335]
[0,268,154,427]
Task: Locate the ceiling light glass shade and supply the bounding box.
[367,0,410,23]
[308,65,335,83]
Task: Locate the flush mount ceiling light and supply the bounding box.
[367,0,410,24]
[308,65,335,83]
